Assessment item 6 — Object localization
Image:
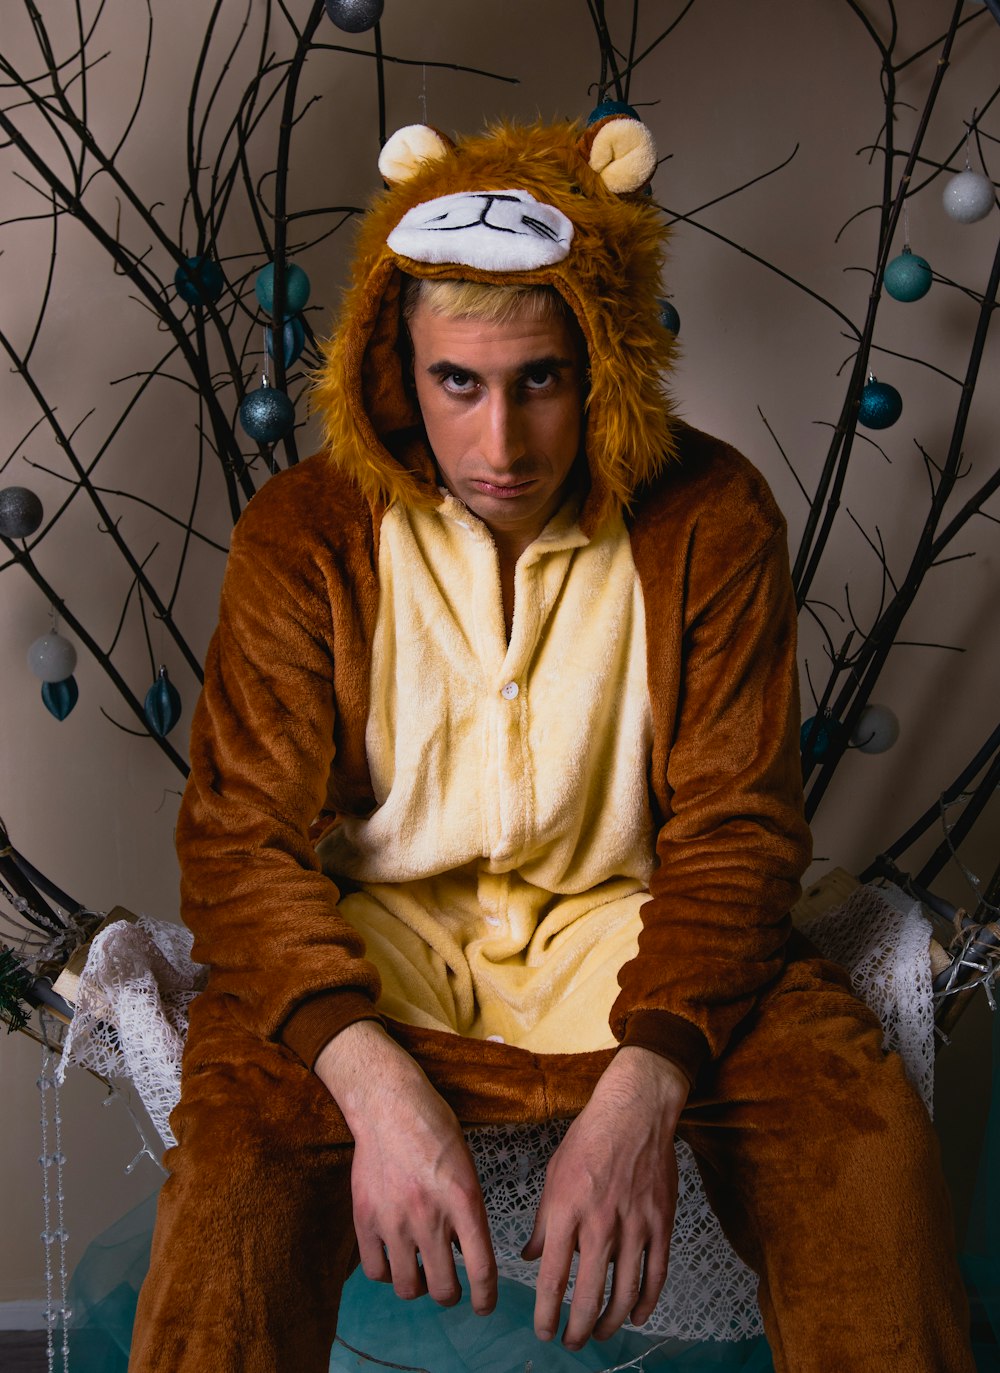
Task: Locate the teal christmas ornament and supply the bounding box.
[883,248,932,302]
[324,0,383,31]
[144,666,182,737]
[942,169,995,224]
[27,632,77,682]
[41,675,78,721]
[587,100,641,125]
[239,379,295,445]
[265,316,306,368]
[658,299,681,335]
[255,263,311,315]
[858,378,902,430]
[0,486,44,538]
[175,256,225,306]
[800,715,835,760]
[850,703,899,755]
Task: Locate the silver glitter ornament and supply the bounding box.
[324,0,384,33]
[942,169,995,224]
[27,633,77,683]
[850,703,900,754]
[0,485,44,538]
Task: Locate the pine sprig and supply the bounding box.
[0,945,35,1033]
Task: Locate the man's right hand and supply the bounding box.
[314,1020,498,1315]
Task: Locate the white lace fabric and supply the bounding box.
[59,884,934,1343]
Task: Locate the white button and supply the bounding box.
[500,681,519,700]
[486,1034,506,1044]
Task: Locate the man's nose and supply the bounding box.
[478,392,526,472]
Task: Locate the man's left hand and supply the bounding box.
[521,1046,688,1351]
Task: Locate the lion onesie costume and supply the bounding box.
[129,117,974,1372]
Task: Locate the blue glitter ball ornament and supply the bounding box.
[883,248,932,302]
[144,666,182,737]
[587,99,641,125]
[324,0,383,31]
[858,379,902,430]
[800,715,834,760]
[658,299,681,335]
[255,262,311,315]
[41,675,78,722]
[175,256,225,306]
[239,381,295,445]
[0,485,44,538]
[265,316,306,368]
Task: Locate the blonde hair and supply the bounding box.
[400,275,573,327]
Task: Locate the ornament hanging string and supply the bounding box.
[39,1029,70,1373]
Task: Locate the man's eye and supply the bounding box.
[523,368,556,390]
[443,371,475,393]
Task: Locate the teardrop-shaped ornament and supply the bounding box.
[41,676,79,721]
[144,666,182,737]
[265,316,306,368]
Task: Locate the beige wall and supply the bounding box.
[1,1,997,1302]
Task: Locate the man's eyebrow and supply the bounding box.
[425,354,576,377]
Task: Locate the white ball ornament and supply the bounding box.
[27,632,77,682]
[850,704,900,755]
[942,169,995,224]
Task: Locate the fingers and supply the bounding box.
[533,1228,671,1350]
[630,1238,670,1328]
[458,1222,499,1316]
[355,1227,391,1285]
[531,1215,576,1343]
[591,1246,642,1343]
[355,1200,496,1312]
[561,1240,613,1352]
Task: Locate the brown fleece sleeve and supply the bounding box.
[176,489,383,1051]
[611,512,811,1086]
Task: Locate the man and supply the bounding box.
[129,117,975,1371]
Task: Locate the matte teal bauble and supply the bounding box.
[850,703,899,755]
[587,99,641,125]
[239,382,295,444]
[41,675,78,721]
[256,263,311,315]
[27,632,77,682]
[265,316,306,368]
[175,256,225,306]
[858,379,902,430]
[0,486,43,538]
[942,169,995,224]
[800,715,834,760]
[144,666,182,737]
[324,0,383,31]
[883,248,932,302]
[657,299,681,335]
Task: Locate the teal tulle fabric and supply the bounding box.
[65,1011,998,1371]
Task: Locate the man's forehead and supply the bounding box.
[407,299,584,373]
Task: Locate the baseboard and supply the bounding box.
[0,1299,48,1330]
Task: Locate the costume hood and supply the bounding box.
[314,116,678,533]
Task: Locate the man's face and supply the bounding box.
[407,298,585,553]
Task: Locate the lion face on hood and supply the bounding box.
[313,117,678,534]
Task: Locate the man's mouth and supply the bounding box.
[470,478,536,497]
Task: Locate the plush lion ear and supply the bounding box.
[579,117,657,195]
[378,124,455,185]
